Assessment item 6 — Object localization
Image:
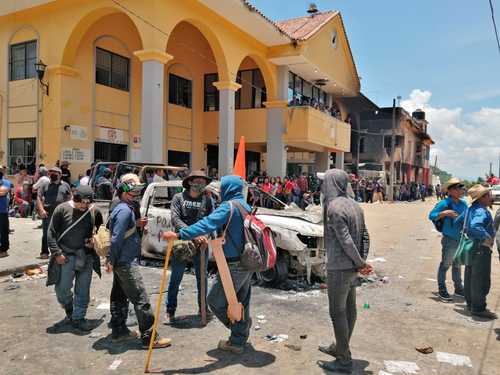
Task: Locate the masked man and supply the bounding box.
[317,169,372,374]
[37,167,72,259]
[46,186,102,331]
[163,176,252,354]
[106,175,171,348]
[165,171,213,322]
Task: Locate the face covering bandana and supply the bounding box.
[190,183,206,194]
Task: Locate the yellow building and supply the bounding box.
[0,0,360,179]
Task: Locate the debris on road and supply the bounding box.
[415,346,433,354]
[5,283,20,291]
[300,334,308,340]
[436,352,472,367]
[108,358,122,370]
[255,325,261,331]
[264,334,289,343]
[383,360,420,374]
[256,314,266,320]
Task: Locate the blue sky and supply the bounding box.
[251,0,500,179]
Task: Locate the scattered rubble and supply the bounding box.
[416,346,434,354]
[436,352,472,367]
[284,343,301,351]
[264,334,288,343]
[383,360,420,374]
[368,257,387,263]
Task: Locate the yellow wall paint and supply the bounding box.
[0,0,355,177]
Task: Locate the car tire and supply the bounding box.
[257,253,289,287]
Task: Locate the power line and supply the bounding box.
[489,0,500,53]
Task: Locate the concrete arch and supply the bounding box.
[8,25,40,45]
[61,6,144,67]
[234,54,277,101]
[166,18,229,82]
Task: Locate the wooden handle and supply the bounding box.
[144,239,174,373]
[211,237,243,323]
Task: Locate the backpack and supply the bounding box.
[227,201,277,272]
[432,199,452,233]
[94,205,136,258]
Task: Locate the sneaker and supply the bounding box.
[317,359,353,374]
[218,339,244,354]
[142,336,172,349]
[318,344,337,358]
[0,251,9,258]
[112,328,139,343]
[72,319,93,332]
[454,289,465,298]
[471,310,498,320]
[438,290,453,302]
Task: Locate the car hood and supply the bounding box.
[255,204,323,224]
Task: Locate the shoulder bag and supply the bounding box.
[454,208,475,266]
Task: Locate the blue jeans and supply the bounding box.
[54,254,93,320]
[166,249,208,314]
[437,236,463,293]
[208,262,252,347]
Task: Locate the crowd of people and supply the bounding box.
[1,159,500,373]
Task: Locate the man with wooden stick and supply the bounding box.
[163,175,252,354]
[106,175,171,348]
[165,170,213,323]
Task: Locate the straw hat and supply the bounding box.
[443,177,464,192]
[468,184,492,203]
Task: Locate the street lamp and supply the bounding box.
[34,60,49,96]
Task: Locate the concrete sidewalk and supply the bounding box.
[0,218,45,276]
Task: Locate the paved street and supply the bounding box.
[0,201,499,375]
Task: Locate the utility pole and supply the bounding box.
[489,162,493,176]
[388,97,399,201]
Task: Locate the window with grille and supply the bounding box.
[169,74,192,108]
[235,69,267,110]
[9,40,37,81]
[96,47,129,91]
[8,138,36,174]
[204,73,219,111]
[94,141,127,162]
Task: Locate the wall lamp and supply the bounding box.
[34,60,49,96]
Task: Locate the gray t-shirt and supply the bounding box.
[39,181,72,215]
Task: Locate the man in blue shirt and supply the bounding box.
[464,185,497,320]
[106,174,172,348]
[0,166,13,257]
[428,178,467,302]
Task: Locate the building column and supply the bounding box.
[315,152,331,172]
[134,50,173,163]
[213,81,241,177]
[335,151,345,170]
[264,101,288,177]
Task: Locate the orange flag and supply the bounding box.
[233,136,246,179]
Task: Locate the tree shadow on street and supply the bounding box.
[318,359,371,374]
[46,317,104,336]
[161,344,275,374]
[92,334,145,355]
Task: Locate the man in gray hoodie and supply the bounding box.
[317,169,372,374]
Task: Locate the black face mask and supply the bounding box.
[50,174,59,182]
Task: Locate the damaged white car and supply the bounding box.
[140,180,326,286]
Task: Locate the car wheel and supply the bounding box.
[257,254,289,287]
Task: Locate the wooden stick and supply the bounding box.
[200,244,207,326]
[144,239,173,373]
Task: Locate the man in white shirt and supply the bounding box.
[33,167,50,191]
[79,169,91,186]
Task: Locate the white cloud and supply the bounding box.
[401,89,500,180]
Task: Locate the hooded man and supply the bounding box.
[46,185,102,331]
[317,169,372,374]
[37,167,72,259]
[163,175,252,354]
[165,171,213,322]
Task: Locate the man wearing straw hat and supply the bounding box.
[428,178,467,302]
[464,184,497,320]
